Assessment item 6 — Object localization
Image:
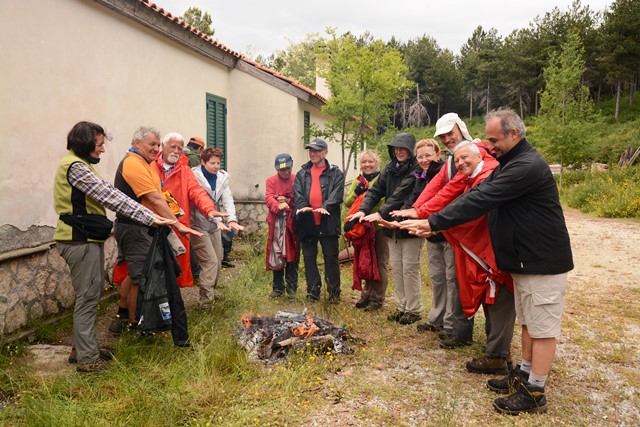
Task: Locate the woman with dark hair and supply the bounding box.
[54,121,173,373]
[191,147,244,307]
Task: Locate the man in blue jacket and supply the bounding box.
[294,138,345,303]
[401,108,573,416]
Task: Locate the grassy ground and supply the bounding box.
[0,229,638,426]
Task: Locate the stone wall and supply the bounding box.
[0,200,266,341]
[235,200,268,232]
[0,237,118,341]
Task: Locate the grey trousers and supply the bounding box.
[425,240,456,330]
[191,229,223,304]
[57,242,104,364]
[485,284,516,358]
[387,237,423,315]
[360,229,389,305]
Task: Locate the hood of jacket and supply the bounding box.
[387,133,417,161]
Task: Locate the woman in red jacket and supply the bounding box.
[265,153,299,298]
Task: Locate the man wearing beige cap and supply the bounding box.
[185,136,205,167]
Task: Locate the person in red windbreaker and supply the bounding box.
[151,133,227,288]
[265,153,299,298]
[401,141,516,375]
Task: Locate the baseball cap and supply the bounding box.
[274,153,293,170]
[434,113,472,141]
[305,137,328,151]
[188,136,205,148]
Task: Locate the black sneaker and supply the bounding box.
[399,312,422,325]
[466,356,509,374]
[68,349,113,364]
[439,336,473,349]
[269,290,284,298]
[355,298,370,309]
[438,329,453,340]
[417,322,442,333]
[387,310,405,322]
[221,260,235,268]
[108,316,130,334]
[328,295,341,304]
[493,381,547,415]
[364,302,383,311]
[306,295,320,303]
[487,365,528,394]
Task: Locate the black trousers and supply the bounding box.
[273,260,299,294]
[300,235,341,299]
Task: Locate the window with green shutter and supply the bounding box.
[206,93,228,170]
[303,110,310,144]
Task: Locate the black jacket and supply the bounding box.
[429,139,573,274]
[359,133,421,239]
[294,159,345,239]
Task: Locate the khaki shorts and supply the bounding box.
[512,273,568,339]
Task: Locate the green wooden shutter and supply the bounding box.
[206,93,228,170]
[304,110,310,144]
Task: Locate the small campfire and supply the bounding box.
[236,310,361,362]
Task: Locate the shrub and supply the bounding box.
[560,166,640,218]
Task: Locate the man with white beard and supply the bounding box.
[150,132,225,288]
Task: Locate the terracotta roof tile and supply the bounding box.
[133,0,324,102]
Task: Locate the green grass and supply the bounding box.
[1,241,639,426]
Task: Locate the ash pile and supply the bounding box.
[236,310,361,363]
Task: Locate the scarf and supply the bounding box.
[201,165,217,192]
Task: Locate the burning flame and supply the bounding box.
[241,312,253,329]
[292,316,319,338]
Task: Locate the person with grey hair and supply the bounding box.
[151,132,226,288]
[401,108,573,415]
[109,126,201,345]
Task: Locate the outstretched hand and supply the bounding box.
[152,214,176,227]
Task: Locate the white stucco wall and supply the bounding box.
[0,0,333,233]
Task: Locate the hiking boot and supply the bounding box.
[364,302,383,311]
[438,329,453,340]
[399,312,422,325]
[417,322,442,333]
[306,295,320,303]
[76,358,111,373]
[487,365,528,394]
[387,309,405,322]
[439,336,473,349]
[355,298,370,309]
[68,349,113,364]
[328,295,341,305]
[493,381,547,415]
[269,290,284,298]
[466,356,509,374]
[221,260,235,269]
[108,316,130,334]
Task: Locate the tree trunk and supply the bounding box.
[486,78,490,112]
[597,81,601,105]
[519,94,524,118]
[629,78,636,109]
[615,80,621,120]
[534,88,539,116]
[469,87,473,119]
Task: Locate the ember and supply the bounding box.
[236,311,361,362]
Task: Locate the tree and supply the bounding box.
[260,34,319,89]
[181,7,214,36]
[316,30,411,172]
[600,0,640,119]
[537,31,598,183]
[458,26,503,117]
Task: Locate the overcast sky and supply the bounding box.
[151,0,613,58]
